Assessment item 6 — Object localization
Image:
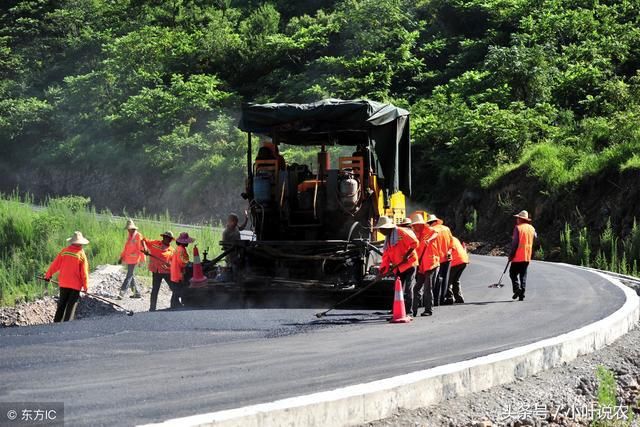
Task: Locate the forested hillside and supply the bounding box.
[2,0,640,241]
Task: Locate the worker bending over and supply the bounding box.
[509,210,537,301]
[118,219,145,299]
[143,231,175,311]
[448,237,469,304]
[44,231,90,322]
[426,214,454,306]
[375,216,419,316]
[170,232,195,308]
[410,213,440,317]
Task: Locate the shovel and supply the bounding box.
[488,260,510,288]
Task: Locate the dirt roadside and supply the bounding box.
[0,265,171,327]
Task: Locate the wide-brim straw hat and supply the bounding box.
[514,210,532,221]
[409,213,426,225]
[176,232,195,244]
[67,231,89,245]
[426,214,443,225]
[160,231,175,240]
[399,218,412,226]
[125,219,138,230]
[373,216,397,229]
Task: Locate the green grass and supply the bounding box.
[481,139,640,190]
[0,192,222,306]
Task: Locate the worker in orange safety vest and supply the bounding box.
[410,213,440,317]
[509,210,537,301]
[448,236,469,304]
[170,232,194,308]
[375,216,419,316]
[118,219,145,299]
[44,231,90,322]
[143,231,175,311]
[426,214,454,306]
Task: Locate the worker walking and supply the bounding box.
[375,216,419,316]
[170,232,195,308]
[118,219,145,299]
[426,214,454,306]
[448,237,469,303]
[410,213,440,317]
[44,231,90,322]
[143,231,175,311]
[509,210,537,301]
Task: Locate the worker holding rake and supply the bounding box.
[44,231,90,322]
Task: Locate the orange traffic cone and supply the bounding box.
[190,245,208,285]
[390,276,412,323]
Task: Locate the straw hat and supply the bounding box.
[67,231,89,245]
[125,219,138,230]
[409,213,426,225]
[176,232,195,244]
[399,218,412,227]
[160,231,175,240]
[426,214,442,224]
[514,210,532,221]
[373,216,397,229]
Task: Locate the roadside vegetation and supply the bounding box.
[0,193,221,306]
[1,1,640,219]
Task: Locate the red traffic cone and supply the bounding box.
[190,245,208,285]
[390,276,412,323]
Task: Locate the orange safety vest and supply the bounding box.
[144,239,174,274]
[512,223,536,262]
[450,237,469,267]
[45,245,89,291]
[381,227,419,274]
[431,222,454,260]
[416,226,440,273]
[121,231,145,265]
[170,245,190,283]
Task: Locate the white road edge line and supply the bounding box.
[139,265,640,427]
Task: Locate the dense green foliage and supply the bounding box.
[1,0,640,213]
[0,193,221,306]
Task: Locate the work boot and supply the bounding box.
[130,293,142,299]
[442,299,454,306]
[118,290,126,300]
[454,295,465,304]
[421,310,432,316]
[518,291,525,301]
[512,291,519,300]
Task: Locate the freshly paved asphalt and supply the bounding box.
[0,256,626,426]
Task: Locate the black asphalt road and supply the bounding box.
[0,256,626,426]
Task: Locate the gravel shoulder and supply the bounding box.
[0,265,170,327]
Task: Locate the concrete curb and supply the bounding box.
[141,267,639,427]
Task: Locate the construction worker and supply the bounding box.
[44,231,90,322]
[374,216,419,316]
[426,214,454,306]
[118,219,145,299]
[410,213,440,317]
[448,236,469,304]
[143,231,175,311]
[509,210,537,301]
[170,232,194,308]
[222,211,248,267]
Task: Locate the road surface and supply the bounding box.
[0,256,626,426]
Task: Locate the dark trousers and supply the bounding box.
[434,261,450,306]
[150,272,170,311]
[510,261,529,294]
[448,263,467,302]
[399,266,417,315]
[54,287,80,322]
[169,281,184,308]
[413,267,439,315]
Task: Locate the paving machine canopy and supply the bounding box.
[239,98,411,196]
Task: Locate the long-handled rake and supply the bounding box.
[488,260,510,288]
[37,276,134,316]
